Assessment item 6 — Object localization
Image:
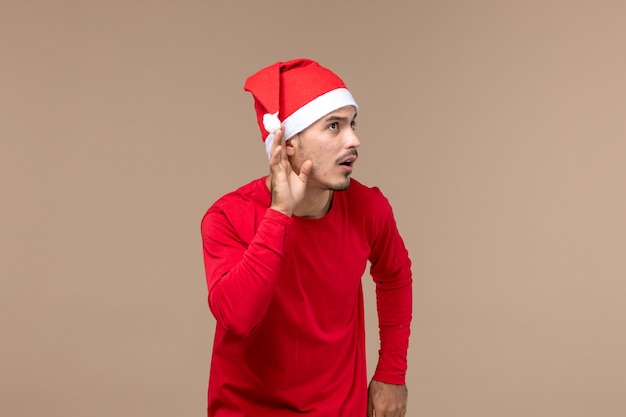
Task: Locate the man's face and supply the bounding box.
[286,105,360,191]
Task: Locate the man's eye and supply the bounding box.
[351,121,357,130]
[329,122,338,130]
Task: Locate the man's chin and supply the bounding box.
[329,178,352,192]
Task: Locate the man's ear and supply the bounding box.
[285,137,296,156]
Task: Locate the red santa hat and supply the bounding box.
[244,58,358,158]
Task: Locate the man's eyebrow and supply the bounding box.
[323,114,357,122]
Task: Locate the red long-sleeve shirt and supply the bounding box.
[201,177,412,416]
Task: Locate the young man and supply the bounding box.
[201,59,412,416]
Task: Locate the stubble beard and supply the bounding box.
[309,168,351,192]
[329,174,352,191]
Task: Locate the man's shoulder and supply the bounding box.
[201,177,269,228]
[210,177,269,211]
[201,177,268,238]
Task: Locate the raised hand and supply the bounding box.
[268,126,312,217]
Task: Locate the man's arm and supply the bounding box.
[368,198,413,415]
[202,207,292,336]
[201,126,312,336]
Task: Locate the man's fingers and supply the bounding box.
[269,126,286,168]
[298,160,312,183]
[275,125,286,150]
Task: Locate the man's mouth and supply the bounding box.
[337,150,358,167]
[339,158,355,167]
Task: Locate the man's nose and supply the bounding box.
[345,129,360,148]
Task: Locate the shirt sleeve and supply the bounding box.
[201,205,293,337]
[368,198,413,385]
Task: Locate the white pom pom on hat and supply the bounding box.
[244,58,358,158]
[262,112,281,134]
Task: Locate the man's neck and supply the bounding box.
[293,188,333,219]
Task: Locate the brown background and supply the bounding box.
[2,1,625,416]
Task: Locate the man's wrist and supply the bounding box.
[269,206,292,217]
